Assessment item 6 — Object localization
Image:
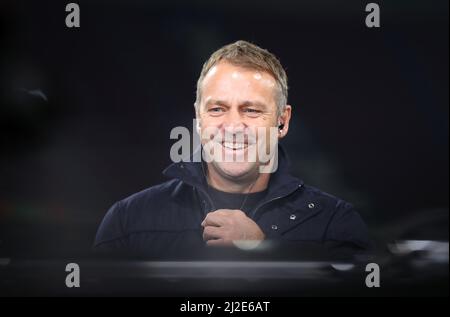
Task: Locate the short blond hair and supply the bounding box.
[195,40,288,116]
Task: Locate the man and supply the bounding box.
[94,40,370,258]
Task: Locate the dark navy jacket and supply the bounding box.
[94,147,371,259]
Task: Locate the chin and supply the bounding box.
[213,161,257,180]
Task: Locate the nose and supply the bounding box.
[222,108,245,134]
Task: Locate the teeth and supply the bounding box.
[223,142,246,150]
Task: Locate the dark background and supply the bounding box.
[0,0,448,257]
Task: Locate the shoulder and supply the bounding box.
[118,178,183,211]
[300,184,352,212]
[112,178,191,223]
[94,179,186,246]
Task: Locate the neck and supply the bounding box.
[206,164,270,194]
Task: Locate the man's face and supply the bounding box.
[197,61,284,181]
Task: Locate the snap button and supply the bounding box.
[289,214,296,220]
[308,203,315,209]
[271,224,278,230]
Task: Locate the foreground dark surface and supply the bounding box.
[1,241,447,297]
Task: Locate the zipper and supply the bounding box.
[250,183,303,219]
[175,162,216,213]
[195,186,216,213]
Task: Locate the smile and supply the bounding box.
[222,142,248,150]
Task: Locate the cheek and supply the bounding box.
[253,125,279,149]
[200,112,223,125]
[199,123,222,143]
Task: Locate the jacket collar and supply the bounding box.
[163,144,304,201]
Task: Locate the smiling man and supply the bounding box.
[94,40,371,258]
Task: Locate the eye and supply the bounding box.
[207,107,225,116]
[243,108,262,116]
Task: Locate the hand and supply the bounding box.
[201,209,266,247]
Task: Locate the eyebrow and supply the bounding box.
[204,99,228,108]
[241,100,268,110]
[204,99,268,110]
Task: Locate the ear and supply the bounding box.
[194,102,200,117]
[194,102,201,134]
[278,105,292,139]
[195,118,201,136]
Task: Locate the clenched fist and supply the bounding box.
[201,209,266,247]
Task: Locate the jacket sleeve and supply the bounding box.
[257,200,372,260]
[93,201,128,253]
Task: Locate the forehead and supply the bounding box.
[201,62,277,101]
